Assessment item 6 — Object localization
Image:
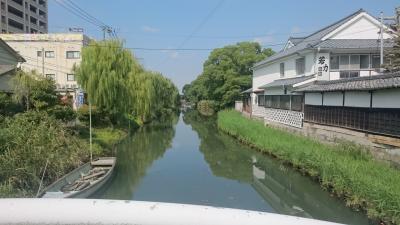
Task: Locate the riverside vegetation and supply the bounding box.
[218,110,400,224]
[0,40,180,197]
[183,42,274,109]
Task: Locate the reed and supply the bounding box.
[218,110,400,224]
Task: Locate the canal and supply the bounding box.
[93,111,370,225]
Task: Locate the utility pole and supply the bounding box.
[380,12,384,72]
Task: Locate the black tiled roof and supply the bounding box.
[296,73,400,92]
[259,75,315,89]
[314,39,394,49]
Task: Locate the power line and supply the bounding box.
[158,0,225,66]
[52,0,103,28]
[52,0,116,39]
[63,0,107,27]
[176,0,225,49]
[33,26,380,52]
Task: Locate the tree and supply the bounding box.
[75,40,180,124]
[384,32,400,72]
[183,42,274,108]
[12,70,58,111]
[75,40,143,115]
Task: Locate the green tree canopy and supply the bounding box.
[12,70,58,111]
[183,42,274,108]
[75,40,179,123]
[384,32,400,72]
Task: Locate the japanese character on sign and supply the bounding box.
[318,56,326,65]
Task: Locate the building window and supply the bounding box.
[339,55,350,70]
[257,95,265,106]
[46,74,55,80]
[360,55,370,69]
[371,55,380,69]
[295,57,305,75]
[291,95,303,111]
[279,95,290,110]
[271,96,280,108]
[66,51,80,59]
[330,55,339,70]
[280,62,285,77]
[349,55,360,70]
[67,74,75,81]
[37,51,42,57]
[340,71,359,79]
[45,51,55,58]
[265,96,272,108]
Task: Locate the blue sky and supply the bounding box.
[49,0,399,91]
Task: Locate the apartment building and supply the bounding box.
[0,33,90,107]
[0,0,47,34]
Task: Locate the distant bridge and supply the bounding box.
[0,199,342,225]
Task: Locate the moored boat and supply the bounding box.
[39,157,116,198]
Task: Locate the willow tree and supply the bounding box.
[75,40,143,115]
[76,40,179,124]
[127,71,179,123]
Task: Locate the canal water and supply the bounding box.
[93,111,370,225]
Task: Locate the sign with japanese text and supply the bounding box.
[316,53,329,79]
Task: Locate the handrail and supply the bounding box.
[0,199,342,225]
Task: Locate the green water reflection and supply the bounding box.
[93,111,370,225]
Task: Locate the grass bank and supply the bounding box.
[218,110,400,224]
[73,125,127,157]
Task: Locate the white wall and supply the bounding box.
[305,93,322,105]
[0,34,87,90]
[344,91,370,108]
[323,92,343,106]
[253,51,315,91]
[372,89,400,108]
[328,15,392,40]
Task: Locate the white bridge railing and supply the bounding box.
[0,199,342,225]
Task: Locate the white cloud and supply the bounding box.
[142,25,160,33]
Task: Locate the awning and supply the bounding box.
[241,88,264,94]
[259,75,315,89]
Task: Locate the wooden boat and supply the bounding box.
[39,157,116,198]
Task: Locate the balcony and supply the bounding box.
[7,12,24,24]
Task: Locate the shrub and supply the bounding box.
[197,100,217,116]
[47,105,77,122]
[0,111,88,196]
[0,93,23,117]
[77,104,111,127]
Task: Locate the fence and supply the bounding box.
[304,105,400,137]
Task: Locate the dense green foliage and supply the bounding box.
[0,70,127,197]
[183,42,274,108]
[218,110,400,224]
[385,32,400,72]
[12,71,58,111]
[0,112,88,197]
[0,93,23,117]
[197,100,216,116]
[75,40,179,123]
